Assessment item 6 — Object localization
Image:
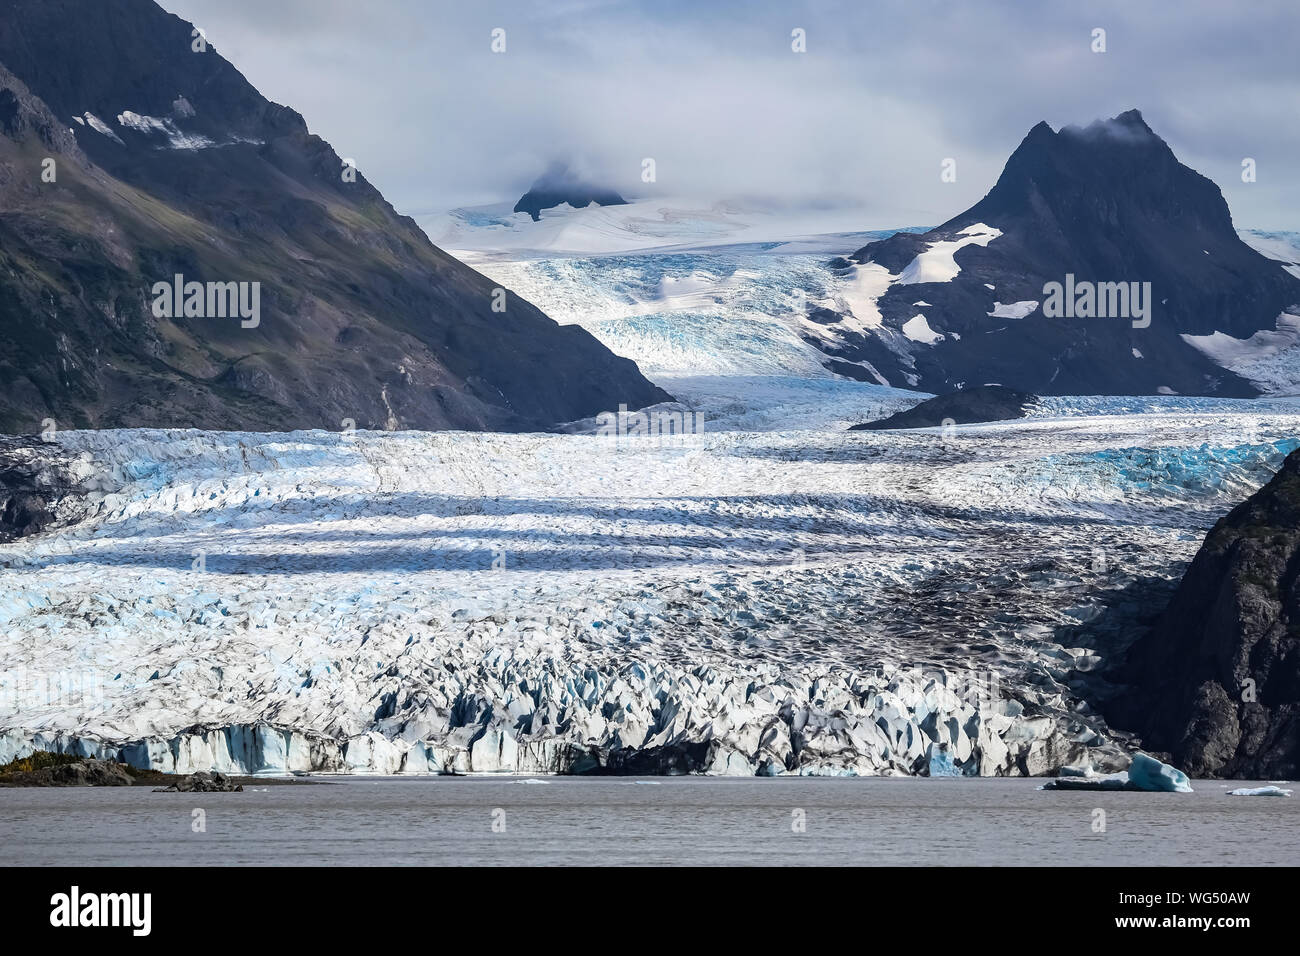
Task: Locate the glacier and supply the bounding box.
[3,393,1300,776]
[5,206,1300,777]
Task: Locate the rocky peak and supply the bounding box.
[1113,448,1300,777]
[513,161,628,221]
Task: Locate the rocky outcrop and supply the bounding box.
[0,437,92,541]
[153,771,242,792]
[0,757,132,786]
[1113,448,1300,777]
[850,385,1036,430]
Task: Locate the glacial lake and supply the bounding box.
[3,776,1296,866]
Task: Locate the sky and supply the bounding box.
[162,0,1300,230]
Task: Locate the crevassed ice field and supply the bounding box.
[3,204,1300,778]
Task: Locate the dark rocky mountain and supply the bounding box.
[850,385,1035,430]
[513,162,628,222]
[0,436,84,541]
[1112,449,1300,777]
[0,0,668,434]
[810,110,1300,397]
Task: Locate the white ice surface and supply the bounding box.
[459,244,893,381]
[3,389,1300,774]
[1181,312,1300,395]
[429,197,895,258]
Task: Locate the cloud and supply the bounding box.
[160,0,1300,229]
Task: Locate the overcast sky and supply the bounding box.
[162,0,1300,230]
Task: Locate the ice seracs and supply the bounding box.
[3,397,1299,776]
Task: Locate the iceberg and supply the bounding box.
[1227,786,1291,797]
[1042,753,1193,792]
[1126,752,1194,793]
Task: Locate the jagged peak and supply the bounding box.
[1061,108,1159,144]
[1016,110,1160,151]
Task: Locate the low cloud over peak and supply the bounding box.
[161,0,1300,230]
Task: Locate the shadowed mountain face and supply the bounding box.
[811,110,1300,398]
[513,162,628,222]
[1112,449,1300,779]
[0,0,669,433]
[849,385,1035,430]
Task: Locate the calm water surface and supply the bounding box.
[3,776,1295,866]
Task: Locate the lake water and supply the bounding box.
[3,776,1295,866]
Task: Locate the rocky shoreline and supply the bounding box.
[0,752,299,789]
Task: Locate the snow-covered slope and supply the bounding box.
[4,395,1300,775]
[463,249,851,379]
[438,204,924,384]
[434,192,1300,401]
[1186,232,1300,396]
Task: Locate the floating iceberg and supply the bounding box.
[1127,753,1194,792]
[1227,786,1291,797]
[1042,753,1192,792]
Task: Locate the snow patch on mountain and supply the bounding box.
[80,112,122,144]
[902,314,944,344]
[833,262,894,333]
[989,300,1040,319]
[116,110,215,150]
[898,223,1002,285]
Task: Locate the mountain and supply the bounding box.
[849,385,1036,430]
[513,162,628,222]
[803,110,1300,397]
[0,0,668,434]
[1111,448,1300,778]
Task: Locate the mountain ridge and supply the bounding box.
[801,109,1300,397]
[0,0,669,433]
